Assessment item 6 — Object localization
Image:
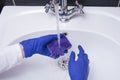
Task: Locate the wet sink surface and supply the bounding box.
[0,6,120,80]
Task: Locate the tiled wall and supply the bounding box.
[4,0,119,6]
[0,0,5,13]
[0,0,119,13]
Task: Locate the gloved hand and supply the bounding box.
[20,34,67,58]
[68,45,89,80]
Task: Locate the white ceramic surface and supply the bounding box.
[0,6,120,80]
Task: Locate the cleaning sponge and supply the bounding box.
[47,34,72,59]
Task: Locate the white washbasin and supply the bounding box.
[0,6,120,80]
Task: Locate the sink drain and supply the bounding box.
[58,57,69,70]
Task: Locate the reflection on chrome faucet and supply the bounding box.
[45,0,84,22]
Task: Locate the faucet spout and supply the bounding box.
[60,0,67,13]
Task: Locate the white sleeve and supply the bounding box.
[0,44,24,74]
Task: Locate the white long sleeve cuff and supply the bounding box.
[0,44,24,74]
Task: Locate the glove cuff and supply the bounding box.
[20,40,34,58]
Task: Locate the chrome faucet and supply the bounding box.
[45,0,84,22]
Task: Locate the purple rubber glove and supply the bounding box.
[68,45,89,80]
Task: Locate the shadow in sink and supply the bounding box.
[0,30,120,80]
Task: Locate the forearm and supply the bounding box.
[0,44,24,74]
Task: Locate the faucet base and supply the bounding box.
[45,0,84,22]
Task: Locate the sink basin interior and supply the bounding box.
[0,30,120,80]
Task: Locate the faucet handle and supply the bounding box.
[45,0,53,13]
[45,0,59,13]
[75,0,85,5]
[52,0,59,4]
[75,0,83,7]
[45,4,50,13]
[75,0,84,15]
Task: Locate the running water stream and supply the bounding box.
[54,3,61,48]
[54,3,69,70]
